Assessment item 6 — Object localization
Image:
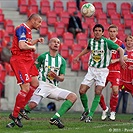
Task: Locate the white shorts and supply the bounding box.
[81,66,109,87]
[30,81,72,104]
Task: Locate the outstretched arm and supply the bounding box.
[73,47,90,63]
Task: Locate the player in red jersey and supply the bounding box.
[99,24,126,121]
[9,14,44,127]
[120,35,133,96]
[120,35,133,120]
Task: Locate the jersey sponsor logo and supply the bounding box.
[92,50,104,62]
[93,55,101,62]
[45,66,59,71]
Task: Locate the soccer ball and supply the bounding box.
[81,3,95,17]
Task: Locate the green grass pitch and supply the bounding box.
[0,111,133,133]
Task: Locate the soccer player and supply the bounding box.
[74,24,126,123]
[99,24,126,121]
[7,37,77,128]
[120,35,133,105]
[9,14,44,127]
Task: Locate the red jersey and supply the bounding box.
[10,23,38,84]
[108,38,125,71]
[11,23,33,56]
[121,49,133,83]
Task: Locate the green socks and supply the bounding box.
[89,95,100,117]
[52,100,73,119]
[24,104,32,112]
[80,94,89,112]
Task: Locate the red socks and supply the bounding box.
[12,85,37,118]
[24,85,36,106]
[110,94,118,112]
[99,94,107,111]
[13,90,28,117]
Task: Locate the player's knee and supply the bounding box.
[67,93,77,103]
[79,84,89,95]
[29,101,38,110]
[95,89,102,95]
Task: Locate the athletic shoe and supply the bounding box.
[19,109,30,120]
[101,106,109,120]
[109,112,116,121]
[6,122,15,128]
[80,111,89,121]
[6,115,22,128]
[49,118,64,128]
[9,114,23,128]
[85,116,92,123]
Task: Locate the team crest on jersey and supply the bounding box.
[92,50,104,62]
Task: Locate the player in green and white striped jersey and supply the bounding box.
[36,51,66,86]
[74,24,126,123]
[8,38,77,128]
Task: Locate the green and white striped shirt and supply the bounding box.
[36,52,66,86]
[87,37,119,68]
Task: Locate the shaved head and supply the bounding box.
[28,14,41,20]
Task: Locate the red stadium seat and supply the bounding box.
[39,21,48,36]
[40,0,50,15]
[5,25,14,35]
[84,16,95,24]
[29,5,38,13]
[19,5,28,14]
[110,13,121,20]
[82,22,89,36]
[59,44,69,59]
[103,30,109,38]
[124,19,133,28]
[97,19,108,25]
[4,62,14,76]
[66,0,77,15]
[96,12,107,20]
[46,11,57,26]
[63,32,74,48]
[121,2,131,11]
[59,11,70,27]
[81,53,90,71]
[93,2,103,10]
[54,21,65,37]
[53,0,64,15]
[48,32,57,41]
[123,13,133,20]
[121,2,131,16]
[76,33,87,47]
[0,14,4,23]
[18,0,27,7]
[39,27,48,36]
[70,44,82,55]
[71,61,80,71]
[28,0,37,5]
[106,2,117,17]
[117,32,127,42]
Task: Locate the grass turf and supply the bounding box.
[0,111,133,133]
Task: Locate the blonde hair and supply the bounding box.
[108,24,118,31]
